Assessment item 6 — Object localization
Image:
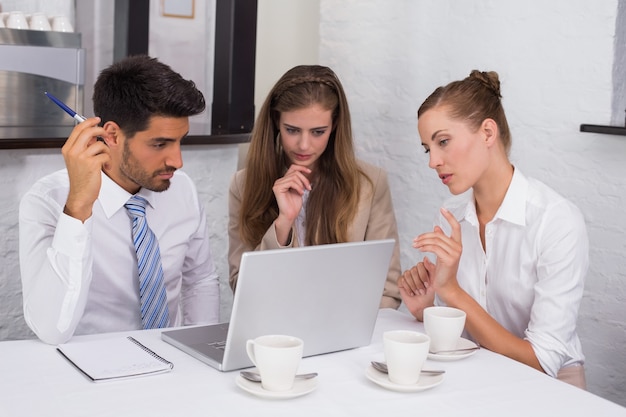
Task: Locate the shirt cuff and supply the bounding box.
[52,213,92,257]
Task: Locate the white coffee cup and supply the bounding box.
[6,11,29,29]
[51,15,73,32]
[383,330,430,385]
[423,306,466,353]
[29,13,51,31]
[246,334,303,392]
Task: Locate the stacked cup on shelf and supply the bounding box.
[0,11,73,32]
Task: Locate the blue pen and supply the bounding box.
[45,91,105,143]
[44,91,89,122]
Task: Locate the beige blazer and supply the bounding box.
[228,160,401,309]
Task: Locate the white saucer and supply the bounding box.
[428,337,479,361]
[235,375,318,399]
[365,365,444,393]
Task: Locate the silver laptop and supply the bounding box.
[161,239,395,371]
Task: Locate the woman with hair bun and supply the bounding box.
[228,65,401,309]
[400,70,589,388]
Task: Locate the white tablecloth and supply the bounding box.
[0,309,624,417]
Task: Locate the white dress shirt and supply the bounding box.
[435,168,588,377]
[19,169,220,345]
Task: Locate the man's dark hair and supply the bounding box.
[92,55,206,138]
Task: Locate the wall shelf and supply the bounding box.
[0,133,250,150]
[580,124,626,136]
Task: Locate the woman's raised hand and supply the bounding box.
[272,164,312,244]
[413,207,463,296]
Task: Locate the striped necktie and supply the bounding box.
[125,195,170,329]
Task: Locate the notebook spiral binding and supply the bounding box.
[127,336,174,368]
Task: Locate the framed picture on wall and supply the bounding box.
[161,0,195,19]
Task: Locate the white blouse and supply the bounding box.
[436,168,588,377]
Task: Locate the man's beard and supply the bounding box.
[120,143,175,192]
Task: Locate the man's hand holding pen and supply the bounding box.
[62,117,110,222]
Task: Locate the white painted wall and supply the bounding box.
[318,0,625,407]
[243,0,320,167]
[148,0,216,133]
[255,0,320,113]
[613,1,626,125]
[0,0,624,408]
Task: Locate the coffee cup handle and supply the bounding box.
[245,339,257,366]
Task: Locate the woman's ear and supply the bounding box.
[481,118,499,148]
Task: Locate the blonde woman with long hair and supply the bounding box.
[228,65,401,308]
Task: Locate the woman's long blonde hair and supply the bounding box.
[239,65,367,247]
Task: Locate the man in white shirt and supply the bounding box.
[19,55,220,345]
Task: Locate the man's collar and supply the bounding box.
[98,172,157,218]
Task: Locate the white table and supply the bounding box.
[1,309,624,417]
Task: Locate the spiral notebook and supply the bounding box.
[57,336,173,382]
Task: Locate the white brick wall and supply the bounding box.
[319,0,625,406]
[0,150,66,340]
